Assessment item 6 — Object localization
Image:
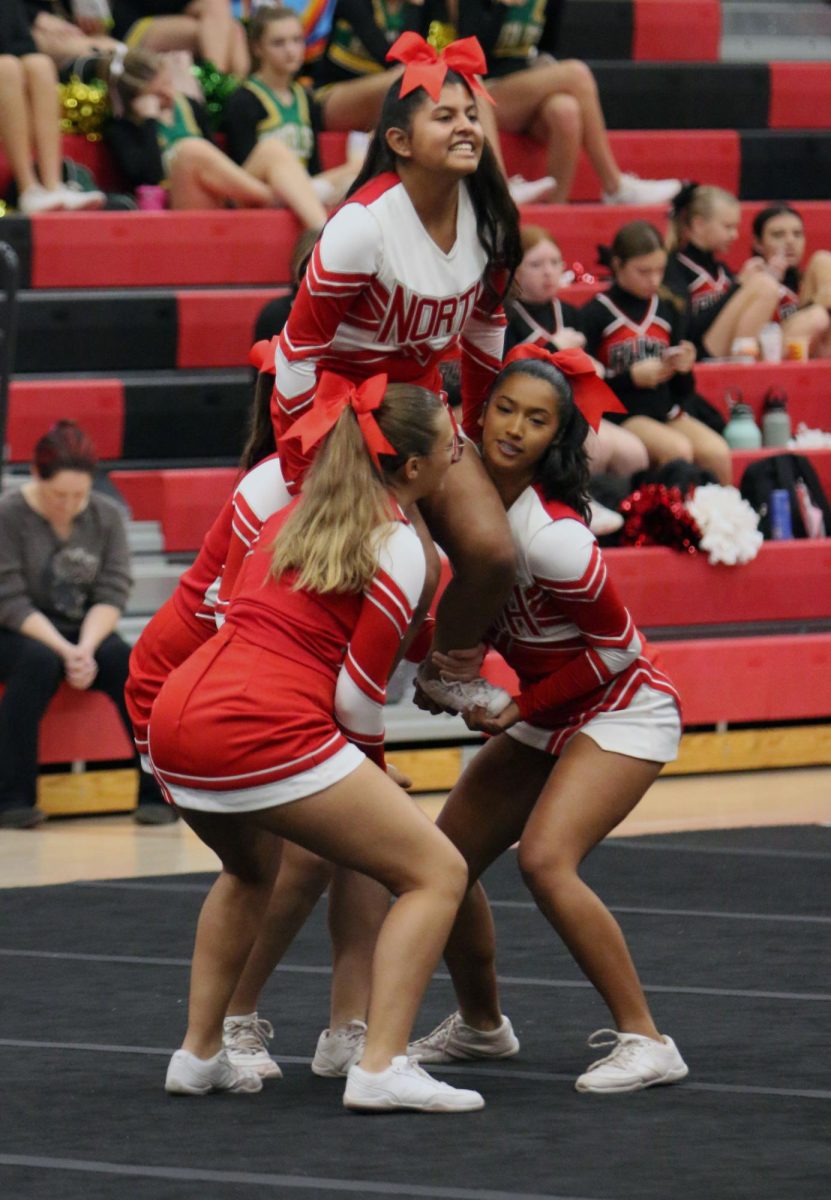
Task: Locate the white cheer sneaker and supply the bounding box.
[416,663,512,718]
[408,1012,519,1064]
[574,1028,689,1094]
[312,1019,367,1077]
[223,1012,283,1079]
[164,1048,263,1095]
[343,1055,485,1113]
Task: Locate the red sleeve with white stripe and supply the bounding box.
[273,204,381,491]
[215,455,292,625]
[514,518,642,721]
[334,522,425,768]
[460,275,507,440]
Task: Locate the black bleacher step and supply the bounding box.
[740,131,831,200]
[118,369,252,460]
[591,61,770,128]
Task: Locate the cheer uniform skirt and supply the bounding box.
[147,626,364,813]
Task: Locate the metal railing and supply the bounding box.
[0,242,20,492]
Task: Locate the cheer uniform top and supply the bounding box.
[313,0,424,87]
[224,78,322,172]
[504,296,580,355]
[663,243,739,354]
[148,502,425,810]
[578,284,694,423]
[489,486,681,760]
[274,171,506,490]
[775,267,801,324]
[126,454,291,757]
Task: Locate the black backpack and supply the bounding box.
[740,453,831,539]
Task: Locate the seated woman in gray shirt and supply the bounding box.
[0,421,173,827]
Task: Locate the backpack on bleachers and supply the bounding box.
[740,454,831,539]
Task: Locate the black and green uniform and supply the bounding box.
[224,77,322,172]
[313,0,425,87]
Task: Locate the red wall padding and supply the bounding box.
[159,468,238,552]
[695,360,830,428]
[769,63,831,131]
[176,289,283,368]
[6,379,125,462]
[633,0,721,63]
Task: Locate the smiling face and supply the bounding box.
[613,247,667,300]
[389,81,484,178]
[254,15,306,78]
[516,237,565,303]
[481,370,561,488]
[754,211,805,269]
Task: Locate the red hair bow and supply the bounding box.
[503,345,626,432]
[283,371,397,471]
[386,31,493,105]
[249,337,278,375]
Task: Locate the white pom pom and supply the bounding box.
[685,484,764,566]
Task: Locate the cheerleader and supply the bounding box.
[149,374,485,1113]
[274,31,522,715]
[663,183,781,360]
[223,6,364,222]
[409,347,689,1094]
[581,220,731,484]
[751,204,831,359]
[506,224,648,482]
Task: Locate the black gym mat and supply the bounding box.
[1,825,830,1200]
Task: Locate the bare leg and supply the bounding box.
[244,139,328,229]
[327,867,390,1028]
[586,420,649,477]
[21,54,63,190]
[187,0,248,75]
[227,840,332,1016]
[702,273,780,358]
[668,413,732,484]
[800,250,831,310]
[0,57,39,193]
[517,733,664,1039]
[621,415,694,470]
[419,443,516,657]
[130,15,201,56]
[168,138,271,209]
[320,68,404,132]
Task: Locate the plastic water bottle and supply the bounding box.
[770,489,793,539]
[723,403,762,450]
[758,323,783,364]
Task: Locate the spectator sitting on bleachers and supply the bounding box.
[0,421,172,830]
[102,45,328,220]
[224,7,364,221]
[0,0,105,212]
[751,204,831,360]
[449,0,680,205]
[579,220,731,484]
[24,1,122,72]
[505,224,649,490]
[663,183,782,360]
[110,0,249,76]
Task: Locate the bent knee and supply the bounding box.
[558,59,597,95]
[517,844,573,892]
[543,91,581,133]
[746,272,780,301]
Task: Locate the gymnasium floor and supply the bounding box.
[1,768,830,1200]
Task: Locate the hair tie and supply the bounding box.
[284,372,397,471]
[502,345,625,432]
[386,31,493,105]
[670,181,699,218]
[109,43,127,80]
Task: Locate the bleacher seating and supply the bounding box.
[1,0,829,801]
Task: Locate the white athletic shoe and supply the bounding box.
[18,185,65,215]
[164,1048,263,1095]
[57,182,106,211]
[223,1012,283,1079]
[574,1028,689,1094]
[408,1011,520,1064]
[343,1055,485,1113]
[588,499,624,538]
[416,665,512,718]
[508,175,557,205]
[311,1019,367,1077]
[602,174,681,206]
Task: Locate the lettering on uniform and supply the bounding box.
[606,337,668,373]
[378,281,479,344]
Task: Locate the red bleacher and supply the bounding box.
[632,0,721,63]
[116,467,237,551]
[6,379,125,461]
[769,63,831,130]
[0,684,134,765]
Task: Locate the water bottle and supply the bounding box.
[770,489,793,539]
[762,390,791,448]
[758,323,783,364]
[723,402,762,450]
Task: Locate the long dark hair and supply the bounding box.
[488,360,591,522]
[751,203,802,243]
[239,373,277,471]
[346,72,521,310]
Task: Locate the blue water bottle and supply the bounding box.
[769,489,793,540]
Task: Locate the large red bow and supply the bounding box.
[386,32,493,105]
[283,371,397,471]
[503,345,626,432]
[249,337,278,375]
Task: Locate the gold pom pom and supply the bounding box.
[59,77,111,142]
[427,21,458,52]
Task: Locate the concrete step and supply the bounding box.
[722,1,831,60]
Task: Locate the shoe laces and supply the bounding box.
[337,1020,367,1046]
[418,1011,460,1050]
[398,1055,453,1090]
[584,1028,644,1072]
[227,1016,274,1053]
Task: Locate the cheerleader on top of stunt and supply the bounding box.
[409,347,689,1094]
[273,30,523,717]
[149,372,486,1113]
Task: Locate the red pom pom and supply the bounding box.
[619,485,701,554]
